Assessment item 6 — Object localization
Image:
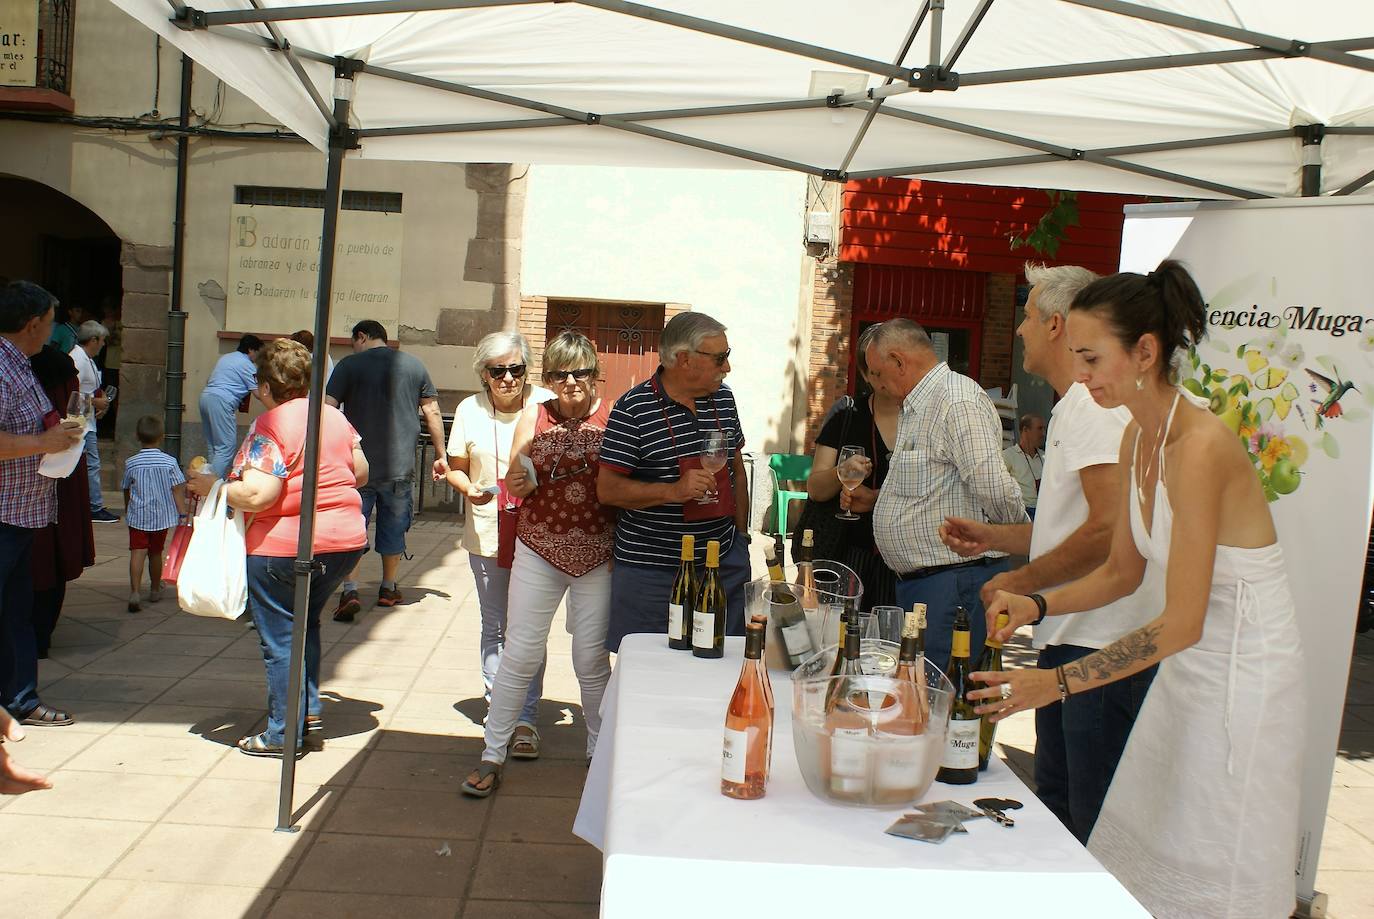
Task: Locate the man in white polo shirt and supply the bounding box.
[940,263,1159,844]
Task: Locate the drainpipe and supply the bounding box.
[164,53,192,459]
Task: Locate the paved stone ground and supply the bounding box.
[3,504,1372,917]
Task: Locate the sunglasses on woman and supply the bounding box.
[545,368,596,384]
[485,364,527,380]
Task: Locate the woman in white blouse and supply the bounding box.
[446,332,554,758]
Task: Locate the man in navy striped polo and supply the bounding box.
[598,312,752,651]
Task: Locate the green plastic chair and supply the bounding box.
[767,453,812,535]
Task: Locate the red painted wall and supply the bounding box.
[840,178,1146,276]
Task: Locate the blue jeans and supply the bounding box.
[469,553,544,725]
[605,535,751,652]
[199,391,240,478]
[359,478,414,558]
[1035,643,1157,844]
[246,548,365,745]
[0,524,39,718]
[894,557,1009,674]
[82,430,104,512]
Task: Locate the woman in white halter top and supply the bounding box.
[974,261,1305,918]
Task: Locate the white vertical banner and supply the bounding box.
[1121,198,1374,906]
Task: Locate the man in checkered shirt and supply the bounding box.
[851,318,1027,671]
[0,282,85,727]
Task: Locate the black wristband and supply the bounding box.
[1027,592,1048,625]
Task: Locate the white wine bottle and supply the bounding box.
[976,611,1010,771]
[692,540,727,659]
[870,607,931,804]
[795,528,818,614]
[823,621,871,801]
[935,607,980,785]
[721,620,773,800]
[764,538,786,582]
[668,535,697,651]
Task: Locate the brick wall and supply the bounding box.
[517,295,548,378]
[980,272,1016,394]
[803,257,854,452]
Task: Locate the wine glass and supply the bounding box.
[698,430,729,504]
[66,391,91,426]
[834,445,868,520]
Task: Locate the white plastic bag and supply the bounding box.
[177,480,248,620]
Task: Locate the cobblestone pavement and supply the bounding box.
[3,504,1371,917]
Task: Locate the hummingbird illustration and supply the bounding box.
[1307,366,1358,429]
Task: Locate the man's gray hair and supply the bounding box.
[661,311,726,366]
[868,317,932,354]
[472,331,532,386]
[76,320,109,344]
[1024,262,1099,321]
[1018,413,1044,432]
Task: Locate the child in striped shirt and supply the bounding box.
[122,415,188,613]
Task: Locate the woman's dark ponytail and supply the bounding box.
[1071,259,1208,377]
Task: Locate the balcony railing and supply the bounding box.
[37,0,73,95]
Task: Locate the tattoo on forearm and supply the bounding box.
[1063,623,1163,685]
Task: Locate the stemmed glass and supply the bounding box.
[66,392,92,426]
[698,430,729,504]
[834,445,868,520]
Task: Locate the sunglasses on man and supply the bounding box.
[485,364,527,380]
[693,348,731,367]
[545,368,596,384]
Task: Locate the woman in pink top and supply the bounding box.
[463,331,614,797]
[190,339,368,757]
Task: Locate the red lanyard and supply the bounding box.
[650,373,724,450]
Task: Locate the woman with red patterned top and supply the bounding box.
[463,331,614,797]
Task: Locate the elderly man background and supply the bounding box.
[69,320,116,523]
[326,319,449,619]
[0,281,84,727]
[940,263,1159,842]
[853,318,1026,671]
[1003,412,1046,519]
[597,311,751,651]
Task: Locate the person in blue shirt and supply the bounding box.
[199,334,262,477]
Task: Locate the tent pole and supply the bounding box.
[1299,124,1324,197]
[837,1,929,174]
[275,56,361,834]
[927,0,942,67]
[164,53,192,461]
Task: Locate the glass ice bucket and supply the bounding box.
[790,642,953,808]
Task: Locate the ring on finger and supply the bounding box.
[1000,684,1012,701]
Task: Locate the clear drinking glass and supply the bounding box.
[65,391,91,425]
[834,445,867,520]
[698,430,729,503]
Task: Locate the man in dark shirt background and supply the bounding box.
[326,319,448,620]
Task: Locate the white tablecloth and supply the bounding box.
[574,634,1149,919]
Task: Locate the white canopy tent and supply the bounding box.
[102,2,1373,899]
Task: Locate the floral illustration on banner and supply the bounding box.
[1183,329,1371,503]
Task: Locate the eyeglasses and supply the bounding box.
[485,364,527,380]
[545,368,596,384]
[693,348,731,367]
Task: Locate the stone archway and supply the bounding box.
[0,173,171,491]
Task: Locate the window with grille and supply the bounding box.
[234,186,402,213]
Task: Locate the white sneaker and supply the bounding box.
[127,593,142,614]
[149,586,163,603]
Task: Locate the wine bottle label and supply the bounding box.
[692,610,715,649]
[829,726,869,779]
[942,718,980,770]
[721,727,747,784]
[781,621,814,662]
[668,603,684,639]
[873,735,924,792]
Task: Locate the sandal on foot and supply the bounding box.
[305,715,323,734]
[460,761,502,798]
[510,724,541,760]
[236,733,299,758]
[20,704,74,727]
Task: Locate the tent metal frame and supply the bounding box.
[157,0,1374,830]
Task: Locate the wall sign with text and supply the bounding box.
[226,203,403,337]
[0,0,38,87]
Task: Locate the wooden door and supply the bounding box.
[546,301,665,405]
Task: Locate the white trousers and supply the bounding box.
[482,539,612,764]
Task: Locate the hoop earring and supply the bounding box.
[1135,376,1144,391]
